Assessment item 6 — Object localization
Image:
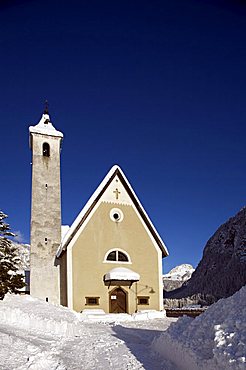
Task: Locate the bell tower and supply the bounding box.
[29,107,63,304]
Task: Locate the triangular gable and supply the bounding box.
[56,165,169,257]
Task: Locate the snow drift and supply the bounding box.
[0,294,84,337]
[152,285,246,370]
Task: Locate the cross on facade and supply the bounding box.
[113,188,121,200]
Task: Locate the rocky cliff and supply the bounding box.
[167,206,246,302]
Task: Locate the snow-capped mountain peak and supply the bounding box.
[163,264,195,282]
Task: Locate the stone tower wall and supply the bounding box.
[30,132,62,304]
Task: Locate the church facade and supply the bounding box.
[29,111,169,313]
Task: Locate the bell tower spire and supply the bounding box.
[29,107,63,304]
[44,100,49,115]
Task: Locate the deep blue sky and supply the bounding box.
[1,0,245,272]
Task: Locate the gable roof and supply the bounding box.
[56,165,169,258]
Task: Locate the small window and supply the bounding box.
[43,143,50,157]
[113,213,119,220]
[107,251,117,261]
[85,297,100,305]
[106,250,129,262]
[137,296,150,305]
[118,251,128,262]
[110,208,124,222]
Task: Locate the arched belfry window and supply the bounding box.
[104,249,131,263]
[43,143,50,157]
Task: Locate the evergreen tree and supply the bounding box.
[0,211,25,299]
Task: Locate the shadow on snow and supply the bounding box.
[111,325,175,370]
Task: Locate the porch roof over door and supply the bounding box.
[104,267,140,285]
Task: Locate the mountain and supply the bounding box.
[163,264,194,292]
[168,206,246,302]
[14,243,30,270]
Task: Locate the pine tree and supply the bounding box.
[0,211,25,299]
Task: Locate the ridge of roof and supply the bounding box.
[56,165,169,257]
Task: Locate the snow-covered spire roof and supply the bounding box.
[29,112,63,138]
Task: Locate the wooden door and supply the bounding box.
[109,288,127,313]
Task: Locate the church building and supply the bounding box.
[29,110,169,314]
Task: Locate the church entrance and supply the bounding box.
[109,287,127,313]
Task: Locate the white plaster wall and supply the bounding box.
[30,133,62,304]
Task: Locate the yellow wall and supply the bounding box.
[69,201,162,313]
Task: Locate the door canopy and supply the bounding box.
[104,267,140,287]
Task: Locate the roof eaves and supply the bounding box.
[56,166,119,257]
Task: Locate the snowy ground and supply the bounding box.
[0,288,245,370]
[0,295,177,370]
[0,319,177,370]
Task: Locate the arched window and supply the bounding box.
[107,251,117,261]
[43,143,50,157]
[104,249,130,263]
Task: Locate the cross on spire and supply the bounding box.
[44,100,49,115]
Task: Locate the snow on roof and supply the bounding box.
[29,113,63,138]
[56,165,169,257]
[104,267,140,282]
[61,225,70,242]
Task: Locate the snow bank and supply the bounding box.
[132,310,166,321]
[152,285,246,370]
[0,294,84,337]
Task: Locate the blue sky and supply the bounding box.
[1,0,245,272]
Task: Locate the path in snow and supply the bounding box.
[0,318,177,370]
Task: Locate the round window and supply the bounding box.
[113,213,120,221]
[110,208,124,222]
